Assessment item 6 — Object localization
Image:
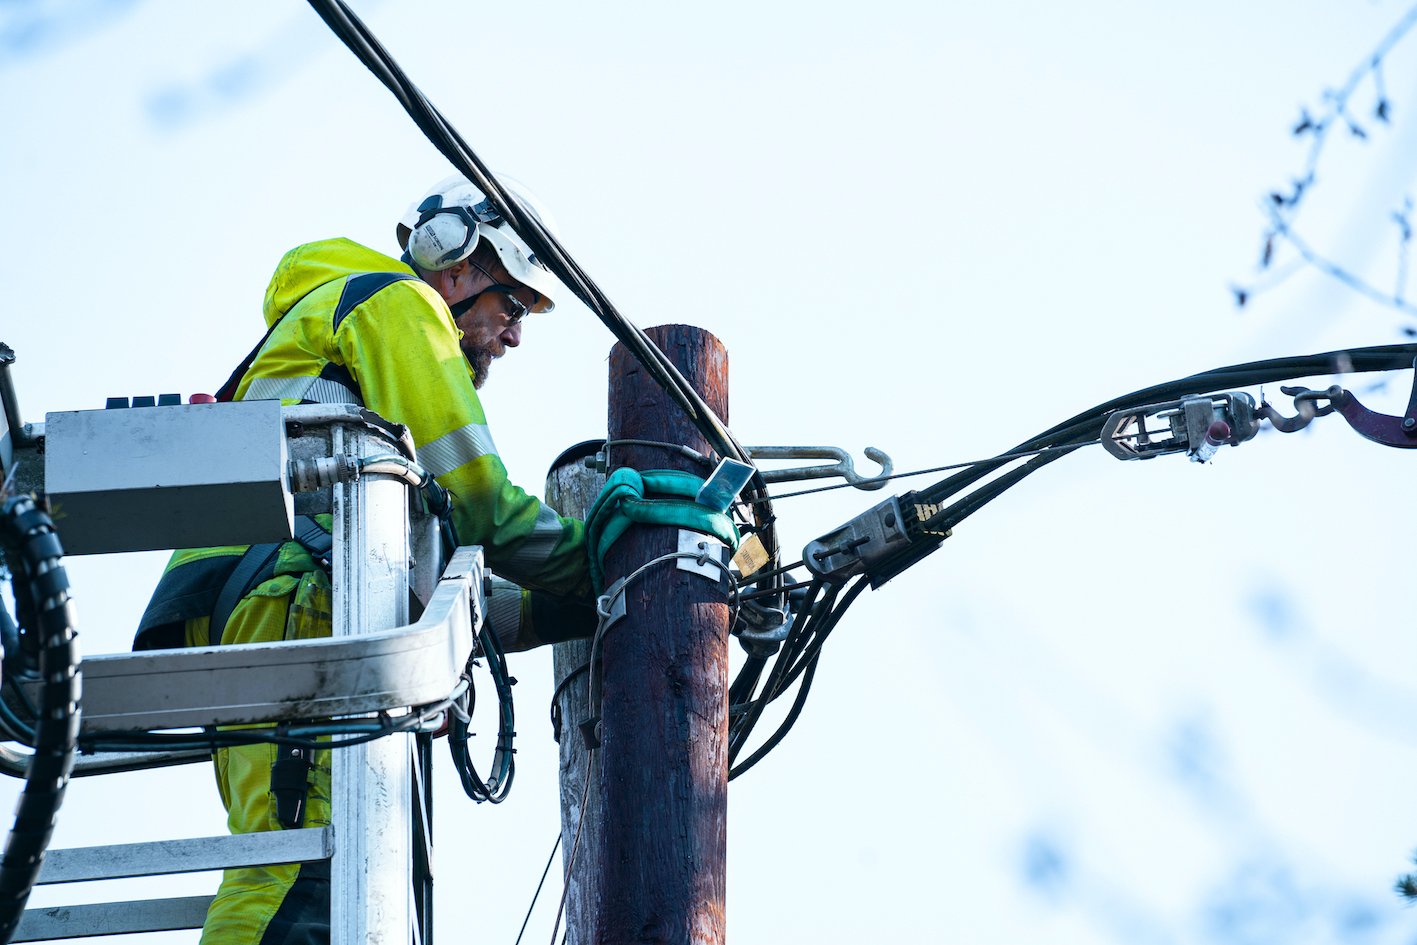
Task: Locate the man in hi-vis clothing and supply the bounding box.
[136,176,590,944]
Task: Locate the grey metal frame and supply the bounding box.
[9,547,478,735]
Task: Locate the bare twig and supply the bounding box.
[1262,204,1417,316]
[1238,4,1417,319]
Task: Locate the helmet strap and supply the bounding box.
[448,293,479,320]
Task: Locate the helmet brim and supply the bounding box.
[479,224,558,313]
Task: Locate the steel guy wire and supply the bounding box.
[749,440,1106,502]
[513,831,562,945]
[548,753,596,945]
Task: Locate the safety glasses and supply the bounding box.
[468,258,533,325]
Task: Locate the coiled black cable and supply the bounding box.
[0,496,80,944]
[448,623,516,804]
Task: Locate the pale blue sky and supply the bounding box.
[4,2,1417,943]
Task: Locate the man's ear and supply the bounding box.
[443,259,472,291]
[428,259,468,301]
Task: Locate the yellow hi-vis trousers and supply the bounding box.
[191,565,334,945]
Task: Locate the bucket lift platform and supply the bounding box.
[0,402,481,944]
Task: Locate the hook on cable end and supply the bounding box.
[745,445,895,491]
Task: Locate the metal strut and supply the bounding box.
[1330,356,1417,447]
[745,445,894,490]
[1259,356,1417,448]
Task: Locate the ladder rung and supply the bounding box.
[15,895,213,941]
[38,826,334,884]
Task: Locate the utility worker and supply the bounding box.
[135,175,592,944]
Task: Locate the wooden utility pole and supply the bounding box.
[575,324,732,945]
[547,444,604,945]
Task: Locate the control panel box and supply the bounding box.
[46,400,294,555]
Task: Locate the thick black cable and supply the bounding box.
[727,578,835,764]
[729,577,867,779]
[304,0,783,614]
[302,1,755,471]
[909,344,1417,520]
[729,657,821,781]
[0,496,80,945]
[548,660,590,745]
[726,654,768,716]
[918,444,1088,541]
[728,344,1417,771]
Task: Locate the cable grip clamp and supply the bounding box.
[1102,392,1261,462]
[803,495,911,580]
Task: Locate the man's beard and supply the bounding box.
[464,342,499,390]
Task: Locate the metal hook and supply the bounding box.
[1256,384,1342,433]
[745,445,894,490]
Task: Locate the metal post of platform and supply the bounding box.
[329,421,415,945]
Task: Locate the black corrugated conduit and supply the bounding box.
[0,495,80,944]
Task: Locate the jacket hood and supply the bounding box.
[262,238,416,328]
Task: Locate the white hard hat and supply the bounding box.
[397,174,561,313]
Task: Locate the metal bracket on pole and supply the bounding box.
[745,444,894,490]
[675,530,732,588]
[596,577,628,631]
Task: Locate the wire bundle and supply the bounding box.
[722,343,1417,772]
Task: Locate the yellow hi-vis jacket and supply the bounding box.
[135,237,588,651]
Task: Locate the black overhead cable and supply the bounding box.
[907,343,1417,534]
[304,2,1417,779]
[724,343,1417,770]
[302,0,779,570]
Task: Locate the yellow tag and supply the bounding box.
[732,533,770,578]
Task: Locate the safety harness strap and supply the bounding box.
[207,516,334,647]
[207,542,281,647]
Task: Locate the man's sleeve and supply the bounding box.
[334,280,590,600]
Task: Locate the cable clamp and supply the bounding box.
[803,495,912,581]
[1102,392,1260,462]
